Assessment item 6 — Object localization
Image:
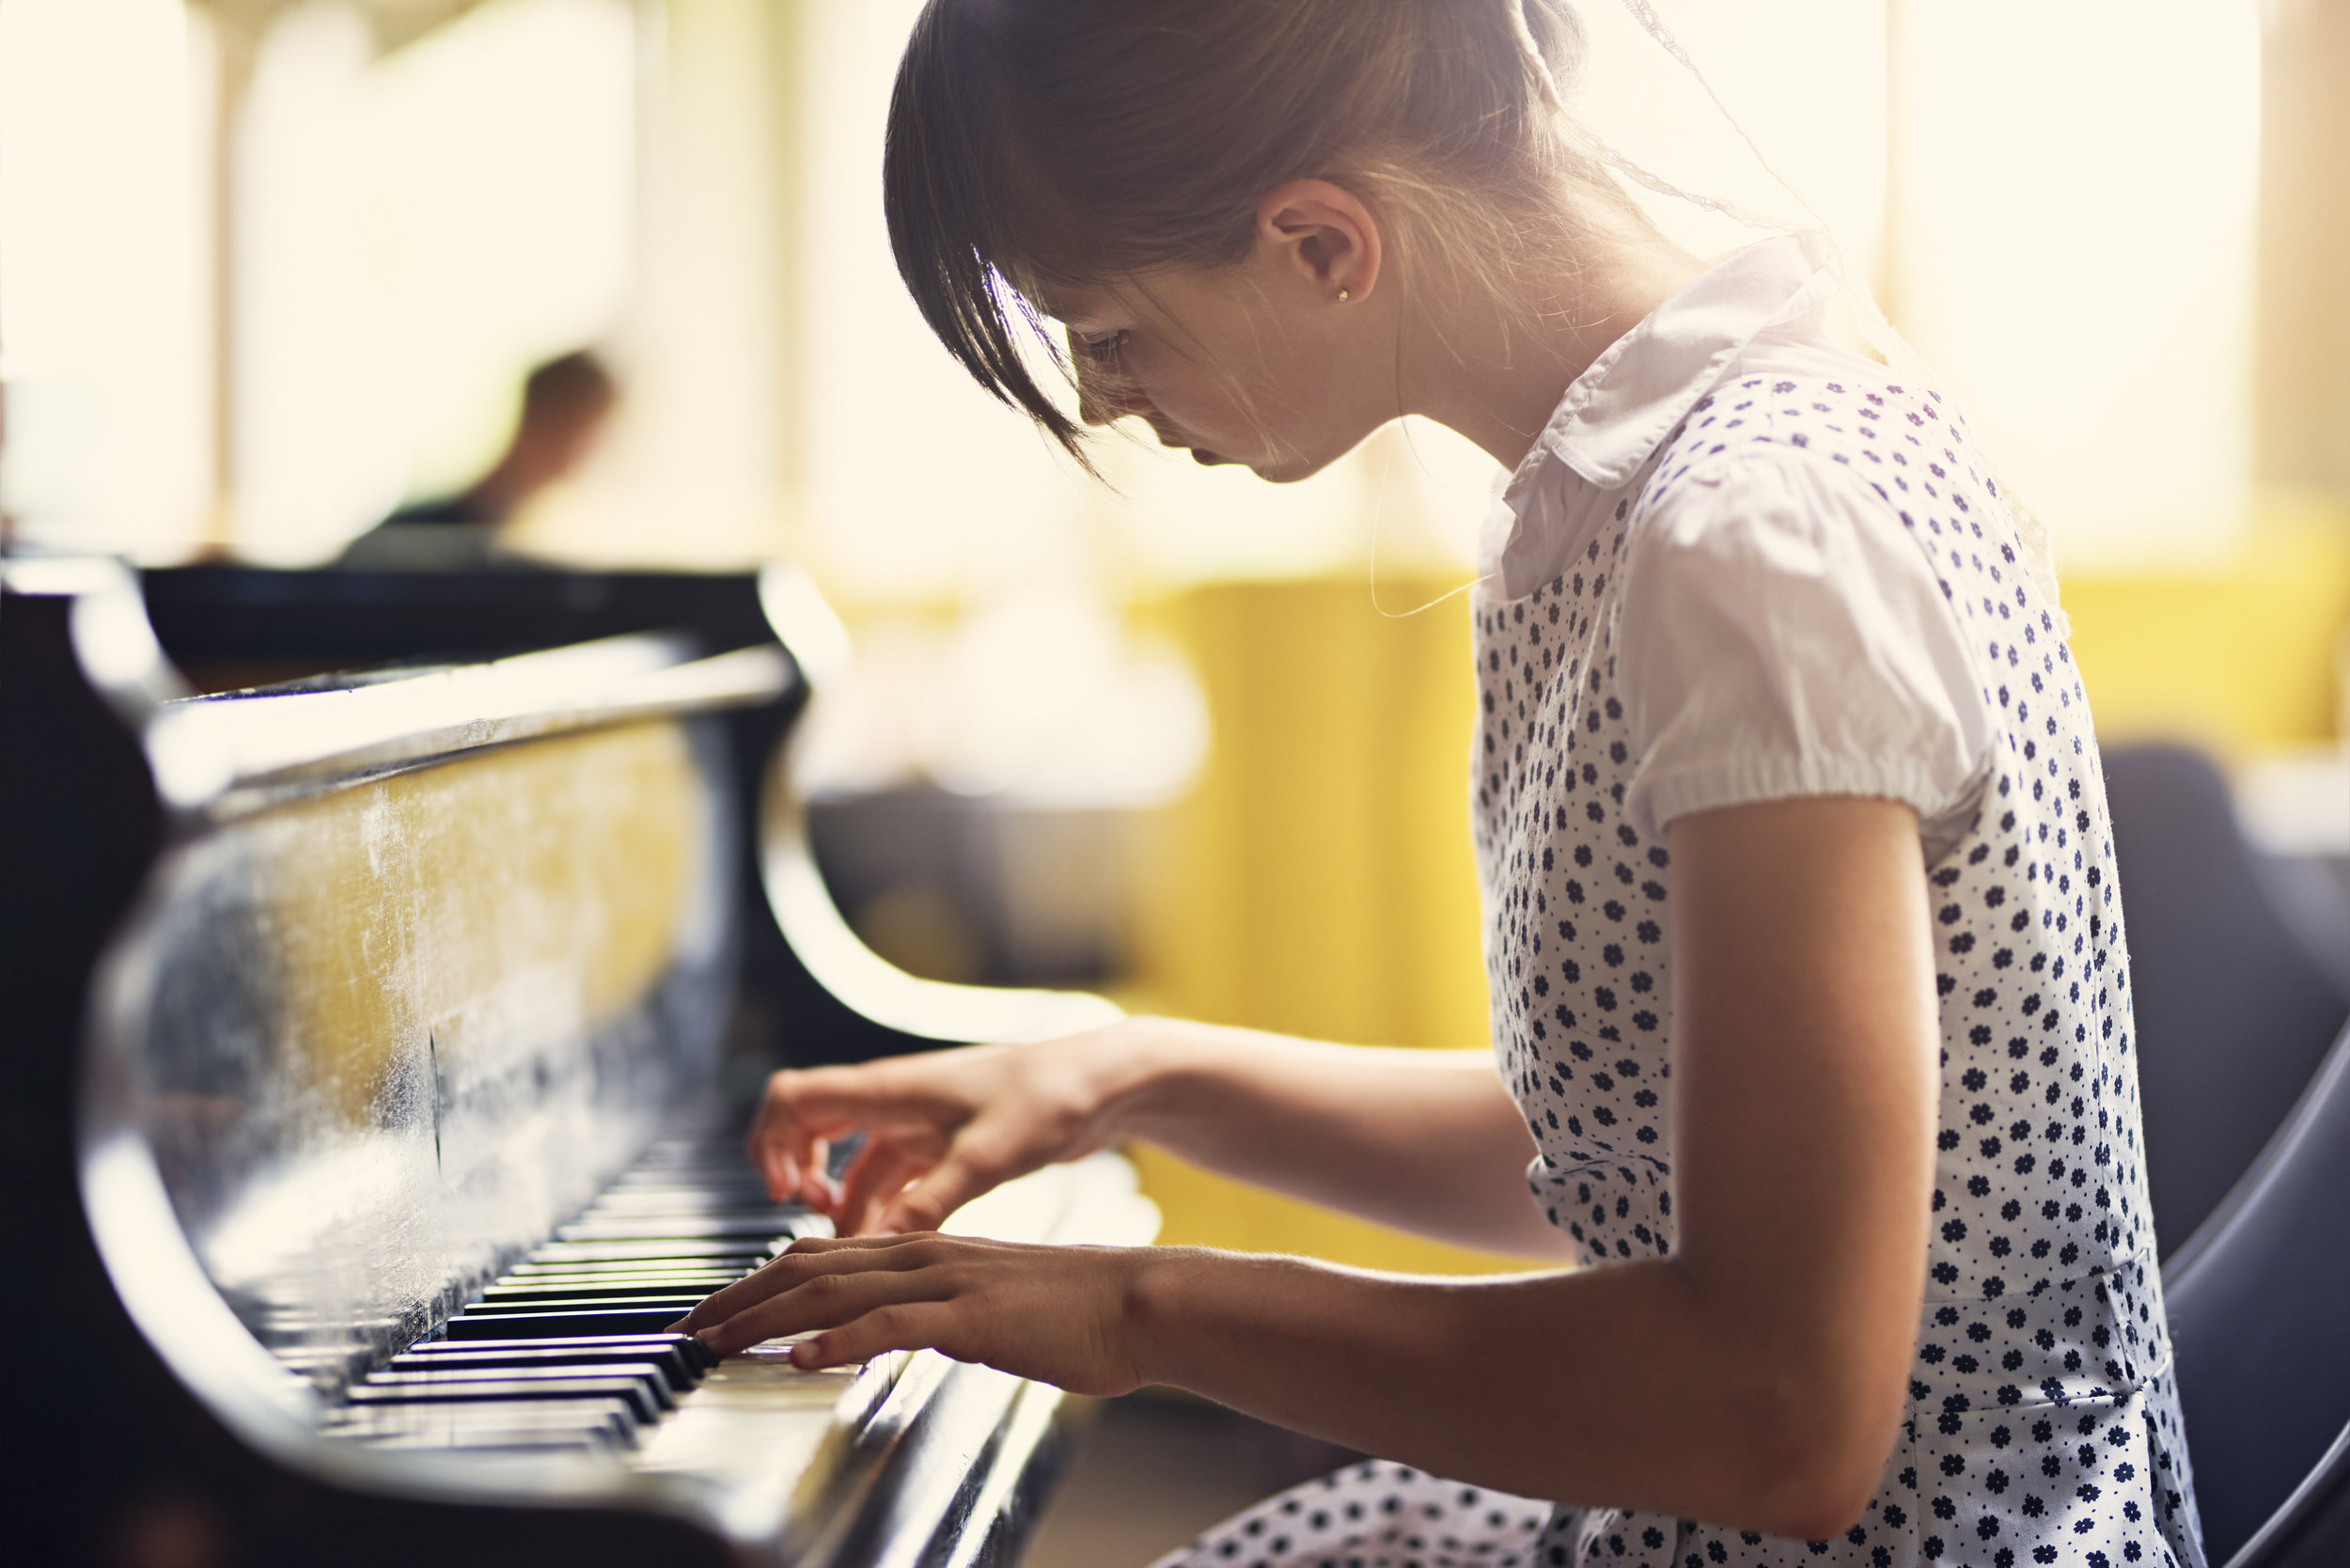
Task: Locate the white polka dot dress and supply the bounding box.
[1152,368,2206,1568]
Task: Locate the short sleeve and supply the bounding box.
[1618,451,1994,861]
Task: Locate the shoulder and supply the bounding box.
[1638,370,1987,548]
[1609,374,2000,855]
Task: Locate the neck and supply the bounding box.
[1399,218,1706,472]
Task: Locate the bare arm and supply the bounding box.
[690,796,1938,1537]
[1118,1028,1570,1258]
[749,1022,1567,1260]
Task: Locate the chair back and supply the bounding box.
[2164,1018,2350,1565]
[2104,743,2350,1257]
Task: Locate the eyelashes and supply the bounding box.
[1073,329,1130,364]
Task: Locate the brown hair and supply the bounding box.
[883,0,1630,461]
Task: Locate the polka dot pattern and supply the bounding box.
[1153,375,2205,1568]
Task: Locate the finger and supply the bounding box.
[835,1139,931,1237]
[744,1065,882,1162]
[874,1125,1024,1234]
[791,1302,958,1371]
[695,1254,949,1357]
[747,1073,835,1201]
[667,1233,936,1337]
[778,1231,938,1252]
[746,1064,948,1202]
[794,1152,842,1215]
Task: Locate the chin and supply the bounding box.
[1246,451,1341,485]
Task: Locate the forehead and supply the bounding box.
[1028,280,1124,332]
[1032,267,1244,337]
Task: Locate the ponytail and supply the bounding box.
[1504,0,1566,115]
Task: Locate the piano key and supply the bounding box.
[367,1364,676,1418]
[554,1215,801,1242]
[478,1277,741,1303]
[526,1238,782,1265]
[441,1307,707,1341]
[580,1189,786,1212]
[623,1341,876,1516]
[606,1178,773,1197]
[403,1333,719,1372]
[390,1343,701,1392]
[326,1402,637,1450]
[346,1377,658,1430]
[453,1294,708,1318]
[348,1430,619,1454]
[504,1259,760,1278]
[498,1262,750,1278]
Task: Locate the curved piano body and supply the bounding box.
[1,559,1152,1566]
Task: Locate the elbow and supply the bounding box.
[1721,1373,1899,1543]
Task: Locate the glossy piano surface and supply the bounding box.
[2,557,1152,1566]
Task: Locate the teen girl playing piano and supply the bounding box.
[676,5,2204,1564]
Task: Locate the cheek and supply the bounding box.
[1135,355,1236,427]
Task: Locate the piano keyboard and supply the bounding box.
[321,1130,841,1457]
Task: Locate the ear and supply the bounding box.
[1255,180,1384,305]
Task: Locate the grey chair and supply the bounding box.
[2163,1016,2350,1565]
[2103,743,2350,1258]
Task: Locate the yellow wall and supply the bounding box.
[1125,579,1538,1275]
[1124,513,2350,1274]
[2061,504,2350,756]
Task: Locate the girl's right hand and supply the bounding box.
[747,1023,1145,1236]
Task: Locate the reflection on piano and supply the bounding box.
[2,559,1154,1566]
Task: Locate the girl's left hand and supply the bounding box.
[666,1233,1155,1397]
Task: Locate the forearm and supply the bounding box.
[1125,1248,1880,1540]
[1103,1018,1572,1260]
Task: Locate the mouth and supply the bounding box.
[1152,425,1234,467]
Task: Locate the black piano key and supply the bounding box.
[606,1180,773,1199]
[479,1277,739,1303]
[316,1134,790,1453]
[528,1238,780,1265]
[504,1259,760,1278]
[497,1263,745,1279]
[454,1294,707,1318]
[555,1215,800,1242]
[440,1307,706,1341]
[583,1190,783,1210]
[346,1377,657,1430]
[389,1343,699,1392]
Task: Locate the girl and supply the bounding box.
[674,5,2204,1565]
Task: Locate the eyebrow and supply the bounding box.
[1030,284,1129,335]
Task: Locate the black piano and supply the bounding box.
[2,558,1154,1566]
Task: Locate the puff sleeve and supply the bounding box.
[1618,450,1995,862]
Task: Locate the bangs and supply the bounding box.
[884,1,1089,461]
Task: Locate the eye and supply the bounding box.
[1074,329,1130,364]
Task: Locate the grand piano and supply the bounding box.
[1,557,1154,1566]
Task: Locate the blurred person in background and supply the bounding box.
[674,5,2204,1568]
[337,348,615,569]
